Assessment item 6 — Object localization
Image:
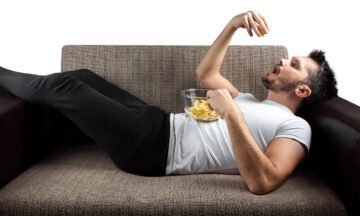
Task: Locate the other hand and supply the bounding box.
[206,89,236,116]
[230,10,269,37]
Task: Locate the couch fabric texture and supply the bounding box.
[0,45,347,215]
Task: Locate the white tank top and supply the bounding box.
[165,92,311,175]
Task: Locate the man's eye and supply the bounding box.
[291,63,297,68]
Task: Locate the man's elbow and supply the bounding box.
[248,185,273,195]
[247,179,280,195]
[195,66,206,81]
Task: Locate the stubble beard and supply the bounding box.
[261,75,297,93]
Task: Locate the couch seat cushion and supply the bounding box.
[0,142,346,216]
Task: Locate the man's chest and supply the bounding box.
[235,102,290,150]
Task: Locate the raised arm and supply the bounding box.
[196,10,269,97]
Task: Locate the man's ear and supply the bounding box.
[294,85,311,98]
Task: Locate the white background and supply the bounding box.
[0,0,359,105]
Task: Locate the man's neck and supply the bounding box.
[265,91,298,113]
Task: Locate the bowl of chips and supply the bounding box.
[180,88,221,121]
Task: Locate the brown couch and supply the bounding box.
[0,45,358,215]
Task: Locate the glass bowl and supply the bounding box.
[180,88,221,121]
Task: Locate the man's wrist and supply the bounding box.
[227,20,239,31]
[223,103,240,120]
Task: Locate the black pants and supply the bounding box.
[0,67,170,176]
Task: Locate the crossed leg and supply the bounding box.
[0,67,170,176]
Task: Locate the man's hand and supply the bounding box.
[206,89,236,116]
[196,10,269,98]
[229,10,269,37]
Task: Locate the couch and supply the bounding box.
[0,45,358,215]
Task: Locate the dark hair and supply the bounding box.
[299,50,338,110]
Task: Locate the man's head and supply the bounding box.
[262,50,338,110]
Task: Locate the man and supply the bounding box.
[192,10,337,194]
[0,10,337,195]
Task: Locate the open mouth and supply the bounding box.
[266,65,280,76]
[272,65,280,75]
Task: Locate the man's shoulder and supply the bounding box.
[280,115,311,132]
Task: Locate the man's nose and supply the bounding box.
[279,59,289,66]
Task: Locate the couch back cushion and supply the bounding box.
[61,45,288,113]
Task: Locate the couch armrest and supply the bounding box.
[0,96,53,188]
[298,96,360,216]
[0,96,26,188]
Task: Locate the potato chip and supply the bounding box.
[258,26,265,36]
[186,99,220,121]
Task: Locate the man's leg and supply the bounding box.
[0,67,170,176]
[63,69,149,109]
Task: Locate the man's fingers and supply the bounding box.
[251,12,268,36]
[208,89,232,98]
[248,15,262,37]
[244,18,253,37]
[231,10,268,37]
[260,15,270,31]
[206,90,213,99]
